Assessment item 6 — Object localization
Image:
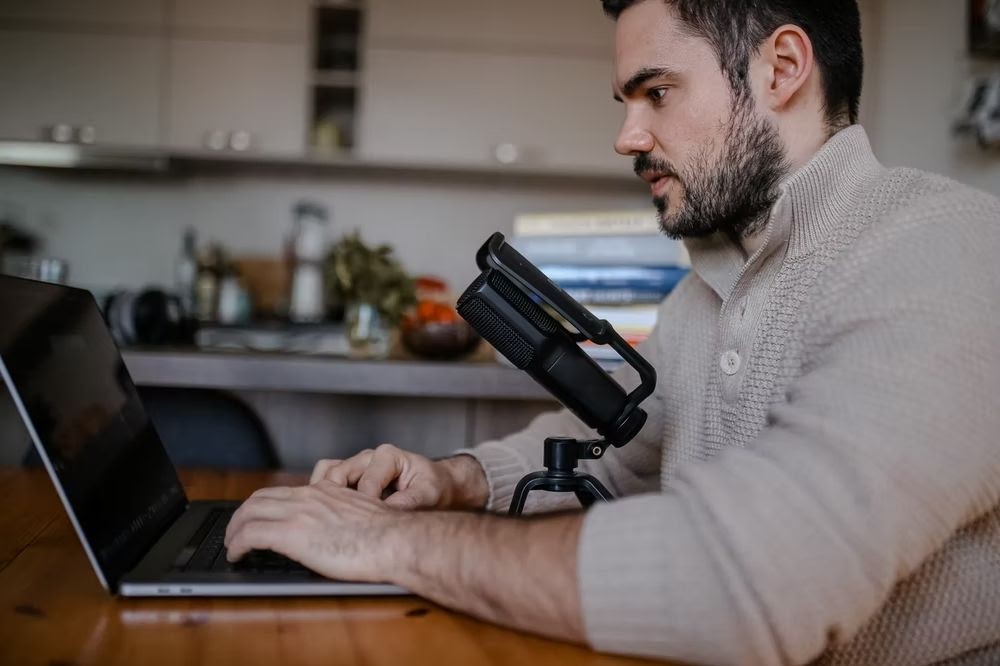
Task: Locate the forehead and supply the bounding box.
[613,0,716,88]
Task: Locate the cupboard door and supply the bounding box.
[0,30,162,146]
[357,48,629,175]
[0,0,163,30]
[166,39,309,156]
[366,0,613,56]
[168,0,310,41]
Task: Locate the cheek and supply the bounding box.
[663,90,730,174]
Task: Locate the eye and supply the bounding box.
[647,87,669,106]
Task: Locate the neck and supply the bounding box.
[780,116,832,174]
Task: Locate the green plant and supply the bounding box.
[324,231,416,325]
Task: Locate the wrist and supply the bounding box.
[435,455,489,511]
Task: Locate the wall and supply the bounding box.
[1,0,997,296]
[0,167,646,297]
[865,0,1000,195]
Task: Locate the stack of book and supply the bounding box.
[511,210,689,369]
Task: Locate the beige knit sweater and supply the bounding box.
[462,127,1000,666]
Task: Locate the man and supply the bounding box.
[224,1,1000,664]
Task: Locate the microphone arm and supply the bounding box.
[457,232,658,513]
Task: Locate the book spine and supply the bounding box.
[540,265,689,291]
[511,234,690,268]
[564,287,671,305]
[514,210,661,237]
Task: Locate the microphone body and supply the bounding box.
[458,267,646,447]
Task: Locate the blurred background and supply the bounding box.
[0,0,997,471]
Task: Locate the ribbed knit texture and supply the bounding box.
[459,127,1000,665]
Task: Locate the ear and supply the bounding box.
[758,24,815,112]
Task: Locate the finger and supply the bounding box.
[319,450,374,488]
[247,486,295,500]
[224,497,297,546]
[226,520,285,561]
[356,445,404,499]
[309,459,341,485]
[384,485,435,510]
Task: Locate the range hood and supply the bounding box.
[0,141,168,171]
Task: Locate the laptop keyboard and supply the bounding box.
[174,508,315,576]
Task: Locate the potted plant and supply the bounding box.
[324,231,416,357]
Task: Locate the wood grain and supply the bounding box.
[0,467,670,666]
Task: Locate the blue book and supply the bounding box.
[563,286,673,305]
[539,265,690,292]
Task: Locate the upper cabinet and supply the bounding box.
[0,30,162,147]
[358,0,627,174]
[163,0,311,157]
[168,0,310,41]
[0,0,631,175]
[357,48,627,174]
[0,0,163,30]
[165,39,309,156]
[365,0,613,56]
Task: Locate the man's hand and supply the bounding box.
[223,482,405,582]
[309,445,489,511]
[224,478,586,646]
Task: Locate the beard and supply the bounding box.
[635,100,789,240]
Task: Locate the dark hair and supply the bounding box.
[602,0,863,128]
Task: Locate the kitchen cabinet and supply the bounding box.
[0,0,163,31]
[365,0,613,56]
[0,30,162,146]
[165,39,309,156]
[357,48,629,175]
[168,0,310,41]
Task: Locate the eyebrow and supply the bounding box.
[613,66,677,102]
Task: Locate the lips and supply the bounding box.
[642,173,674,197]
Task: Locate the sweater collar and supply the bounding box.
[683,125,884,302]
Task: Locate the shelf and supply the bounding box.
[0,140,642,188]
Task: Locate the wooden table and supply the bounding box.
[0,467,665,666]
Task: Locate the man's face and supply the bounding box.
[612,0,788,240]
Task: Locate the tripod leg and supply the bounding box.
[575,489,599,508]
[575,474,615,507]
[508,473,551,516]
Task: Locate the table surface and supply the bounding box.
[0,467,666,666]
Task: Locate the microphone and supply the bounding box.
[457,233,654,448]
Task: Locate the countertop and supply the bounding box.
[122,348,554,401]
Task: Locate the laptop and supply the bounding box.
[0,275,405,597]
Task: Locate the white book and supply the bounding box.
[511,234,690,268]
[586,304,660,332]
[514,210,661,237]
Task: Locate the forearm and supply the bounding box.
[388,509,587,644]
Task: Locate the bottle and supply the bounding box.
[287,202,329,323]
[175,228,198,318]
[194,246,222,323]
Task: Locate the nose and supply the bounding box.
[614,110,655,156]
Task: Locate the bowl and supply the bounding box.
[401,319,481,360]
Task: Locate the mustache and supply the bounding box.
[633,153,679,180]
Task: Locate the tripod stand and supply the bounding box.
[508,437,614,515]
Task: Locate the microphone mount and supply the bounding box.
[457,232,657,516]
[507,437,614,515]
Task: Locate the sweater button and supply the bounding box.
[720,350,742,375]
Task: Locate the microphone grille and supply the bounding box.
[458,273,535,369]
[485,271,560,336]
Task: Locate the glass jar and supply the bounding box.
[346,301,390,358]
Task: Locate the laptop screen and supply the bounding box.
[0,277,187,591]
